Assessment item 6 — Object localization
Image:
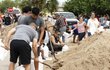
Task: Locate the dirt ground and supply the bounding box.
[44,30,110,70]
[1,23,110,70]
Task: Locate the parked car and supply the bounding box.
[54,12,78,27]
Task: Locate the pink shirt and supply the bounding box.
[77,22,85,33]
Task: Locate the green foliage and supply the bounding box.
[0,0,16,13]
[0,0,59,14]
[18,0,31,9]
[46,0,58,14]
[64,0,110,16]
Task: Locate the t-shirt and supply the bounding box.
[18,15,35,25]
[87,18,99,35]
[12,25,38,43]
[55,16,66,28]
[35,16,44,31]
[77,22,85,33]
[18,15,44,32]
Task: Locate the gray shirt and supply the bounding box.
[12,25,38,43]
[18,15,44,31]
[35,16,44,29]
[18,15,35,25]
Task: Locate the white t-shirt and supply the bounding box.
[87,18,99,35]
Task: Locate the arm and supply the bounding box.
[38,26,45,45]
[87,19,90,29]
[50,36,60,45]
[38,18,45,45]
[4,28,16,50]
[32,38,38,58]
[32,38,39,70]
[73,24,78,31]
[84,23,89,30]
[58,38,65,46]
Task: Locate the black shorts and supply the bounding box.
[47,43,62,52]
[78,32,85,41]
[10,40,31,65]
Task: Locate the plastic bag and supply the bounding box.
[0,47,9,61]
[0,39,4,47]
[62,45,69,52]
[43,44,49,58]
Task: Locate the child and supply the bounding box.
[72,22,78,43]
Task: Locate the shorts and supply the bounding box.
[78,32,85,41]
[73,29,78,35]
[10,40,31,65]
[47,43,63,52]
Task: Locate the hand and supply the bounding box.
[37,42,40,47]
[4,45,10,50]
[4,43,10,50]
[61,43,65,46]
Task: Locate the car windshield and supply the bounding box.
[60,13,75,19]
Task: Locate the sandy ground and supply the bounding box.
[1,23,110,70]
[44,30,110,70]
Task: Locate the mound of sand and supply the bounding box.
[1,23,110,70]
[0,24,16,40]
[44,30,110,70]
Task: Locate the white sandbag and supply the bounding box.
[62,45,69,52]
[30,60,35,70]
[97,26,105,32]
[15,65,25,70]
[43,44,49,58]
[0,47,9,61]
[0,39,4,47]
[63,30,73,39]
[44,31,51,44]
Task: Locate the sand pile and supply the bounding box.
[1,23,110,70]
[0,24,16,40]
[44,31,110,70]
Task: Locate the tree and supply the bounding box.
[30,0,59,14]
[64,0,110,16]
[46,0,58,14]
[0,0,16,13]
[18,0,31,9]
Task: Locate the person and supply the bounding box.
[17,5,32,24]
[54,13,67,42]
[13,14,18,23]
[87,12,100,36]
[35,14,45,70]
[18,6,45,45]
[4,22,38,70]
[35,13,45,45]
[17,6,33,25]
[22,6,32,15]
[75,16,88,44]
[17,6,45,70]
[3,13,11,25]
[47,30,65,53]
[72,22,78,43]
